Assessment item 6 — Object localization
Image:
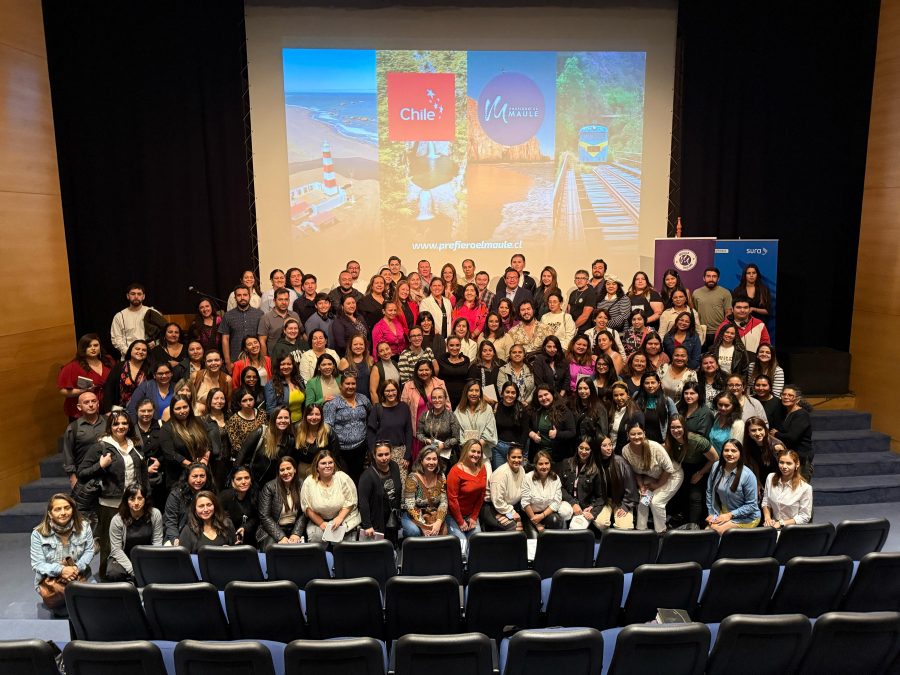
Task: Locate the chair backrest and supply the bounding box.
[798,611,900,675]
[622,562,703,625]
[716,526,777,560]
[503,627,603,675]
[131,545,198,586]
[395,633,495,675]
[63,640,167,675]
[545,567,623,631]
[841,552,900,612]
[305,577,385,640]
[466,531,528,576]
[224,580,307,642]
[385,575,461,641]
[173,639,275,675]
[0,639,61,675]
[333,540,397,589]
[197,544,264,590]
[828,518,890,559]
[594,529,658,573]
[706,613,811,675]
[696,557,779,623]
[772,523,835,565]
[283,637,386,675]
[532,529,595,579]
[768,555,854,618]
[657,529,718,568]
[265,542,331,588]
[400,535,464,583]
[465,571,541,641]
[65,581,151,641]
[607,623,710,675]
[142,582,230,641]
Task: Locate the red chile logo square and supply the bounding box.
[387,72,456,142]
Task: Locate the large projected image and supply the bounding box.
[282,48,645,263]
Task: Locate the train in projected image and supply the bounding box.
[578,125,609,163]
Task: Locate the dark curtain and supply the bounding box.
[676,0,880,351]
[43,0,253,345]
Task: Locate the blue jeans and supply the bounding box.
[447,517,482,543]
[492,441,511,470]
[400,512,423,538]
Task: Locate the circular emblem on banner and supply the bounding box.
[673,249,698,272]
[477,72,545,146]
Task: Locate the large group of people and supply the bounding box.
[37,253,814,606]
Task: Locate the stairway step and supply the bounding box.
[811,410,872,432]
[813,474,900,506]
[40,454,66,478]
[0,502,50,533]
[19,477,71,504]
[812,430,892,454]
[814,452,900,478]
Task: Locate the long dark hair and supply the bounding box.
[499,382,527,425]
[167,395,211,461]
[734,263,770,308]
[541,335,566,367]
[663,414,691,464]
[570,435,598,477]
[186,490,230,537]
[274,456,302,509]
[117,483,152,528]
[533,384,568,426]
[412,358,435,400]
[660,268,688,305]
[570,379,605,424]
[74,333,110,371]
[676,381,706,415]
[712,439,746,492]
[713,391,742,426]
[743,416,781,471]
[633,371,670,428]
[271,354,305,405]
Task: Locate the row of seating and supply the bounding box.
[65,552,900,643]
[6,611,900,675]
[131,519,889,591]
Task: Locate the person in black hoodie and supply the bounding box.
[559,436,605,526]
[358,442,402,545]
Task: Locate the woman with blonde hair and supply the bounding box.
[294,403,339,478]
[446,439,490,541]
[762,449,812,529]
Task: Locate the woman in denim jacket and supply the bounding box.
[31,493,94,611]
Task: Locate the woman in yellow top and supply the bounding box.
[264,354,305,423]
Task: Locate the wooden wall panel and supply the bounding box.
[0,1,74,510]
[851,1,900,443]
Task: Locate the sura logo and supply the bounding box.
[745,248,768,255]
[477,71,544,146]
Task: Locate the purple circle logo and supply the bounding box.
[478,72,544,146]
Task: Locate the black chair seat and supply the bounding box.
[63,640,167,675]
[131,545,198,586]
[225,580,307,642]
[197,545,264,590]
[65,581,151,641]
[594,529,658,573]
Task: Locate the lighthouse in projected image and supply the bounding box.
[289,140,348,232]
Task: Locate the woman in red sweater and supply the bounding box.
[446,438,489,542]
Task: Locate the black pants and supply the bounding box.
[96,505,118,578]
[104,558,134,584]
[673,461,708,526]
[342,444,367,484]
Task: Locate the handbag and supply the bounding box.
[71,478,102,514]
[37,556,85,609]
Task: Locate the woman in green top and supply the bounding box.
[305,354,342,406]
[665,414,718,527]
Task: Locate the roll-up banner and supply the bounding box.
[715,239,778,342]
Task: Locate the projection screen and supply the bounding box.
[245,3,677,289]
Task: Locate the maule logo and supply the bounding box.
[387,72,456,142]
[478,72,544,146]
[673,249,698,272]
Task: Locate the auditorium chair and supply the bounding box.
[305,577,385,640]
[656,528,717,568]
[501,627,603,675]
[771,522,834,564]
[65,581,152,641]
[333,540,397,589]
[532,529,595,579]
[466,531,528,577]
[607,623,710,675]
[197,544,264,590]
[593,528,658,573]
[174,639,275,675]
[0,639,61,675]
[131,545,198,586]
[392,633,495,675]
[767,555,853,618]
[840,552,900,612]
[715,526,777,560]
[827,518,890,560]
[224,580,307,642]
[705,613,811,675]
[797,611,900,675]
[622,562,702,625]
[464,571,541,640]
[284,637,386,675]
[384,575,461,641]
[63,640,167,675]
[265,542,331,588]
[695,558,779,623]
[544,567,623,631]
[142,582,230,641]
[399,535,463,583]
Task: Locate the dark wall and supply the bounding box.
[43,0,254,344]
[676,0,880,351]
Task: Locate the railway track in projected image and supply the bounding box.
[576,163,641,239]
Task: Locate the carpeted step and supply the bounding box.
[39,454,67,478]
[812,474,900,506]
[812,430,892,455]
[811,410,872,432]
[814,451,900,478]
[19,477,71,504]
[0,502,49,533]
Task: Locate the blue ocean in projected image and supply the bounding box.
[285,92,378,146]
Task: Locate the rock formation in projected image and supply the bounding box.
[466,98,548,163]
